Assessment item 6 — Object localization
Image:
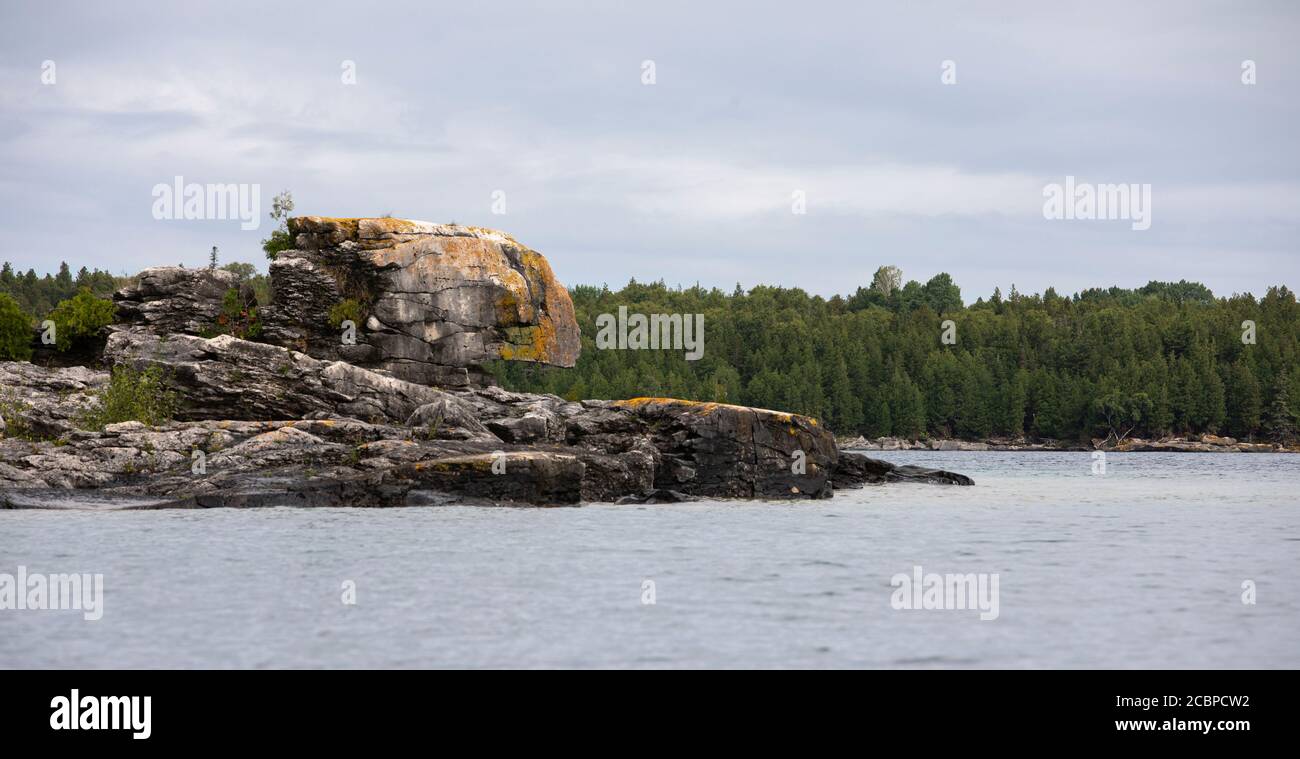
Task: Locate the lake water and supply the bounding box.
[2,452,1297,669]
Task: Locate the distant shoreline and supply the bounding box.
[840,435,1300,454]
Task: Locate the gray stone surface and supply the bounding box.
[1,350,973,506]
[114,267,241,335]
[259,217,580,386]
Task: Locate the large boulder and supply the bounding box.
[832,451,974,487]
[260,217,580,387]
[585,397,839,498]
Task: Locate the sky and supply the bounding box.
[0,0,1297,302]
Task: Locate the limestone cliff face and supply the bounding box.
[260,217,580,387]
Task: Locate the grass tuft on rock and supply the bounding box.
[328,297,366,329]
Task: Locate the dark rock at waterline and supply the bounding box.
[0,354,973,507]
[600,397,839,498]
[616,489,696,504]
[833,451,974,487]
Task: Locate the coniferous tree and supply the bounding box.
[485,277,1298,442]
[1226,360,1262,439]
[1264,372,1297,443]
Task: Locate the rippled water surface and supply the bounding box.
[2,452,1297,668]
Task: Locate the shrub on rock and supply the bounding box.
[48,288,116,352]
[0,293,33,361]
[79,365,178,431]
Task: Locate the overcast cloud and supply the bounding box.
[1,0,1296,300]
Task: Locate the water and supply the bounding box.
[2,452,1297,669]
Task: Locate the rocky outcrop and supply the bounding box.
[1111,437,1282,453]
[104,219,579,389]
[840,435,931,451]
[598,398,837,498]
[259,217,580,387]
[0,341,973,507]
[841,436,994,452]
[0,362,106,440]
[930,440,991,451]
[0,216,975,507]
[833,452,975,487]
[104,327,453,424]
[114,267,247,335]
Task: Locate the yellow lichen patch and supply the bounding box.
[497,326,542,361]
[495,289,523,326]
[519,249,551,277]
[517,248,579,365]
[497,309,562,363]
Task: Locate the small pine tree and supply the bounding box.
[1264,372,1297,443]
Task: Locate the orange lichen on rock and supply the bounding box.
[266,217,581,385]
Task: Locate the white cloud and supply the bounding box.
[0,0,1296,300]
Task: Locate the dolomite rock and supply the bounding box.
[593,397,840,498]
[930,439,990,451]
[103,328,454,424]
[832,452,975,487]
[114,267,244,335]
[0,362,107,439]
[0,355,973,507]
[0,216,977,506]
[259,217,580,387]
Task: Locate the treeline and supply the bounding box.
[0,262,120,316]
[489,272,1300,443]
[0,259,270,360]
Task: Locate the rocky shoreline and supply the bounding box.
[0,378,972,508]
[0,217,973,509]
